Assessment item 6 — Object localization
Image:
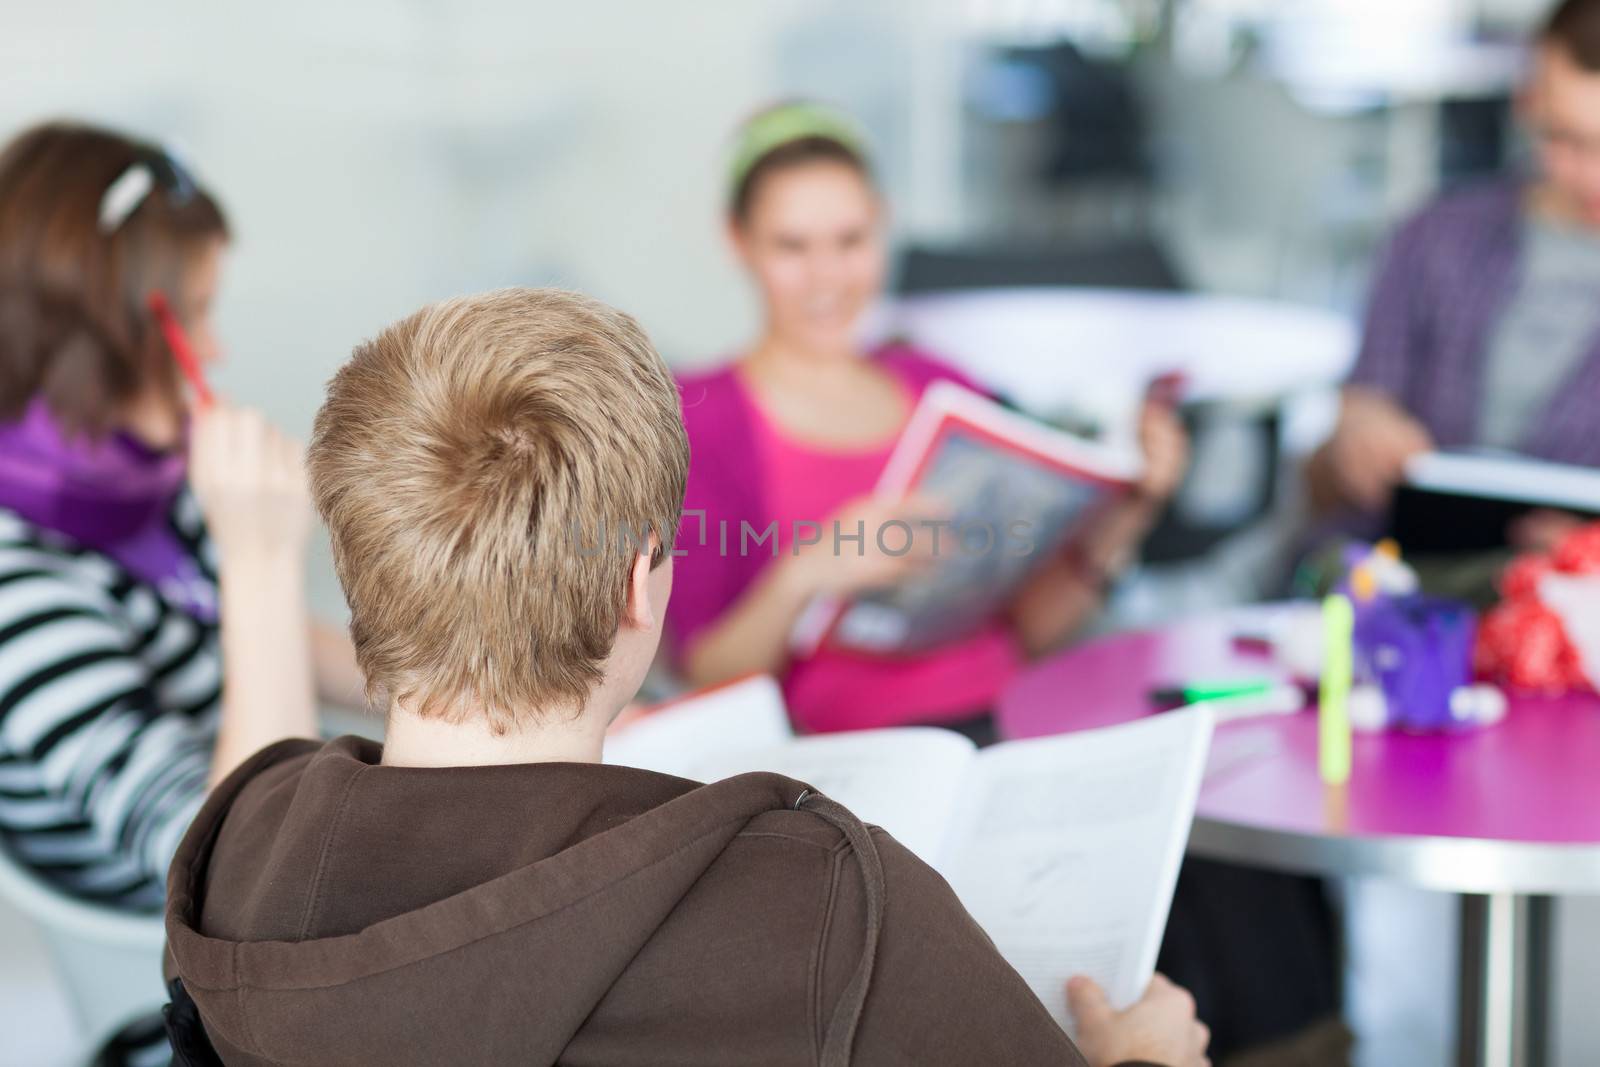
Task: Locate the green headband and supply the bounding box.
[728,103,869,201]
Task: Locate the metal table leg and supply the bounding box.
[1457,893,1553,1067]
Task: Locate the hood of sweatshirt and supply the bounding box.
[164,735,879,1066]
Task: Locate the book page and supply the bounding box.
[1403,450,1600,512]
[941,708,1214,1030]
[603,675,792,780]
[678,727,978,867]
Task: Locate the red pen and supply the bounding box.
[147,290,214,410]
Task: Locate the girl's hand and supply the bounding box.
[190,403,312,559]
[1134,399,1190,503]
[1065,400,1188,594]
[793,492,946,597]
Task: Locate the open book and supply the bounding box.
[608,678,1213,1027]
[1393,450,1600,554]
[791,381,1141,656]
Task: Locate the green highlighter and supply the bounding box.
[1147,680,1281,707]
[1319,594,1355,786]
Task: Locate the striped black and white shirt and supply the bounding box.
[0,490,220,911]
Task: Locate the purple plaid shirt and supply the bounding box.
[1350,177,1600,468]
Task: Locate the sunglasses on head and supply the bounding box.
[98,146,200,234]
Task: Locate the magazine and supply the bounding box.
[790,380,1142,655]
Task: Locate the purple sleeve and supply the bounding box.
[1348,211,1435,402]
[665,369,764,667]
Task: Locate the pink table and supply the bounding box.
[997,605,1600,1067]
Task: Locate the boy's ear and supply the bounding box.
[621,537,659,632]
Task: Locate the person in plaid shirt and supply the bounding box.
[1311,0,1600,547]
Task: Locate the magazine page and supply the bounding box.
[940,707,1214,1029]
[603,674,792,779]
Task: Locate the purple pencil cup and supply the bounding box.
[1352,595,1479,732]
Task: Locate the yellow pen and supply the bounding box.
[1319,594,1354,786]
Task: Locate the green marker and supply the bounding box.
[1148,680,1279,706]
[1319,594,1355,786]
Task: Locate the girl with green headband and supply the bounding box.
[667,102,1189,742]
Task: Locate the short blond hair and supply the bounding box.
[309,288,687,729]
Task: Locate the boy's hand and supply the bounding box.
[190,403,312,559]
[1325,388,1433,514]
[1068,974,1210,1067]
[794,492,946,597]
[1508,509,1585,555]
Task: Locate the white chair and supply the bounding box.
[0,842,167,1054]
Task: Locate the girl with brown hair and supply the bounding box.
[669,102,1189,740]
[0,122,356,910]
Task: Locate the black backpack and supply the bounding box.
[162,978,224,1067]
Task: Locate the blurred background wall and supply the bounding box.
[1,0,957,613]
[0,0,1561,451]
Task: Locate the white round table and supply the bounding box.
[888,287,1356,428]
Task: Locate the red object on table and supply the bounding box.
[1476,521,1600,694]
[146,290,214,409]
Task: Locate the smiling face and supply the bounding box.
[731,158,886,357]
[1525,40,1600,229]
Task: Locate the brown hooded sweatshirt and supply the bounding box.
[165,736,1158,1066]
